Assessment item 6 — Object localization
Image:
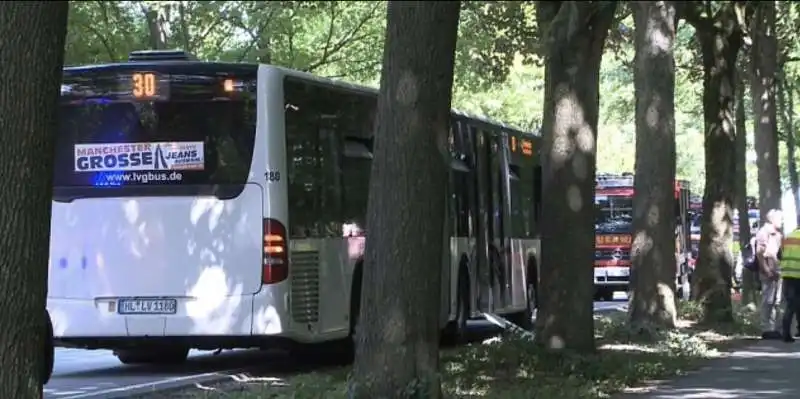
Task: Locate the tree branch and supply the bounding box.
[192,9,228,53]
[312,3,339,71]
[304,2,381,73]
[235,5,278,62]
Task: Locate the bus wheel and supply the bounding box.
[343,265,362,362]
[42,311,54,385]
[343,291,360,362]
[528,280,538,312]
[506,284,534,331]
[442,270,470,345]
[115,347,189,365]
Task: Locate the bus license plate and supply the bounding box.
[117,298,178,315]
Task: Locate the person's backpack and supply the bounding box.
[742,242,759,272]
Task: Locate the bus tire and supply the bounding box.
[527,258,539,311]
[42,310,54,385]
[351,263,363,332]
[346,262,362,361]
[506,257,535,331]
[443,264,470,345]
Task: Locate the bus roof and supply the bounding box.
[63,61,540,139]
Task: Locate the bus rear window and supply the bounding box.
[55,71,256,191]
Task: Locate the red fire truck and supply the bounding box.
[688,195,702,269]
[593,173,692,301]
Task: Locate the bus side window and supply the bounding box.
[508,164,527,238]
[451,122,471,237]
[509,154,537,238]
[319,121,344,237]
[451,162,471,237]
[284,79,344,238]
[339,96,375,236]
[532,164,542,233]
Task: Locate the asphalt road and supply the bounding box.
[45,299,629,399]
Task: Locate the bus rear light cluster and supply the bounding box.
[262,218,288,284]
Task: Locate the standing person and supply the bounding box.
[781,226,800,342]
[756,209,784,340]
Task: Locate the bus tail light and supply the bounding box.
[262,218,288,284]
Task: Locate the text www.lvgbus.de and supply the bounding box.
[102,171,183,184]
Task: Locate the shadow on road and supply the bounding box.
[56,320,504,381]
[56,349,291,378]
[618,340,800,399]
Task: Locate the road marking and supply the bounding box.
[52,369,246,399]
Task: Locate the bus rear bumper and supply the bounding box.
[48,298,128,339]
[48,291,280,347]
[46,287,336,350]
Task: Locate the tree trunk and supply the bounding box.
[778,75,800,225]
[751,1,782,216]
[535,2,617,352]
[349,2,460,398]
[144,6,168,49]
[688,8,743,323]
[736,65,757,308]
[628,1,678,330]
[0,3,68,397]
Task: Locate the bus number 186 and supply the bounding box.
[266,170,281,182]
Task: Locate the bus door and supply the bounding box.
[678,186,690,260]
[497,131,515,309]
[443,122,469,324]
[676,183,691,299]
[473,127,509,312]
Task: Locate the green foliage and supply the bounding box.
[62,1,800,197]
[63,1,543,87]
[65,1,387,82]
[456,1,538,91]
[66,2,144,64]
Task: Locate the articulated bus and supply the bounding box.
[47,50,541,366]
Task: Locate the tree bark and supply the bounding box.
[349,2,460,398]
[736,64,757,308]
[778,74,800,226]
[751,1,782,217]
[535,2,617,352]
[144,5,168,50]
[0,2,68,396]
[686,5,743,323]
[628,1,678,330]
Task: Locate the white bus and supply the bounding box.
[48,50,541,366]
